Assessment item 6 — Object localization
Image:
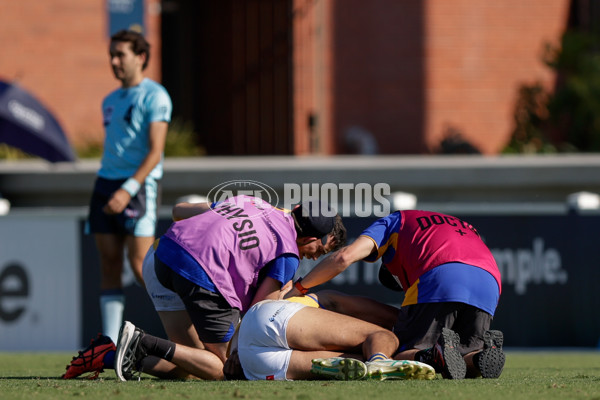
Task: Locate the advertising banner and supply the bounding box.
[0,213,80,351]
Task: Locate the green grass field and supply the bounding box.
[0,351,599,400]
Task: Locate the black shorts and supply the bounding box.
[87,177,160,236]
[393,302,493,355]
[154,255,240,344]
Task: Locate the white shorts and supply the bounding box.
[142,245,186,312]
[237,300,307,380]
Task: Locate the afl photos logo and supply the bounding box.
[207,180,280,217]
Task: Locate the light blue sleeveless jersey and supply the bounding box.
[98,78,172,180]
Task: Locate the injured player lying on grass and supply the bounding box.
[223,289,435,381]
[62,288,434,381]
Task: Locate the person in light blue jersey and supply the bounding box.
[86,29,172,343]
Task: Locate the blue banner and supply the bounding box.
[107,0,145,36]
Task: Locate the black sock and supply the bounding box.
[140,335,176,362]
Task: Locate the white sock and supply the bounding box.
[100,292,125,343]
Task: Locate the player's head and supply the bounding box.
[110,29,151,70]
[292,202,346,259]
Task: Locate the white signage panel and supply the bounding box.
[0,213,80,350]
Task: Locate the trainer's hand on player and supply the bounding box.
[103,189,131,215]
[278,280,294,299]
[284,286,302,299]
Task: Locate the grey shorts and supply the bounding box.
[393,302,493,355]
[142,244,186,312]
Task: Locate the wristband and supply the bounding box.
[121,178,141,196]
[294,278,309,295]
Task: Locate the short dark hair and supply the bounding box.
[329,215,347,251]
[110,29,151,70]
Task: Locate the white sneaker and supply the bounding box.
[311,357,368,380]
[366,359,436,381]
[114,321,144,381]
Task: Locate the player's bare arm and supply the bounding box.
[131,120,168,182]
[288,236,377,296]
[249,276,283,307]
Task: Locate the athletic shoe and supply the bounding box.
[421,327,466,379]
[476,330,505,378]
[311,357,368,381]
[62,334,116,379]
[365,359,436,381]
[114,321,146,381]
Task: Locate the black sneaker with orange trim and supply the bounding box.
[420,328,466,380]
[476,330,505,378]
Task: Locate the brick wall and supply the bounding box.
[424,0,569,154]
[324,0,569,154]
[0,0,162,149]
[0,0,570,155]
